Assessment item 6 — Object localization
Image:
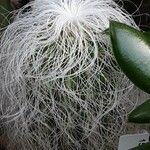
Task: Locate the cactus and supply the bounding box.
[0,0,12,28]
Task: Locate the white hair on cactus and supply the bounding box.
[0,0,139,149]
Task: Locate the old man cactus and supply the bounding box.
[0,0,12,28]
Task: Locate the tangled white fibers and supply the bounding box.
[0,0,143,149]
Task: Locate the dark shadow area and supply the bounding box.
[117,0,150,31]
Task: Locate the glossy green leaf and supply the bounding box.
[128,100,150,123]
[110,21,150,94]
[130,142,150,150]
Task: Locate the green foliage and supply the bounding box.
[110,21,150,149]
[130,142,150,150]
[110,21,150,94]
[128,100,150,123]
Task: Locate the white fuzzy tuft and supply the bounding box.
[0,0,142,150]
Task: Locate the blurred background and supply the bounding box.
[118,0,150,31]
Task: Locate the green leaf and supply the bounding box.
[128,100,150,123]
[102,28,109,35]
[130,142,150,150]
[110,21,150,94]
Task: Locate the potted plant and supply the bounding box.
[0,0,147,149]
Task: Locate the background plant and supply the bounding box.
[110,21,150,150]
